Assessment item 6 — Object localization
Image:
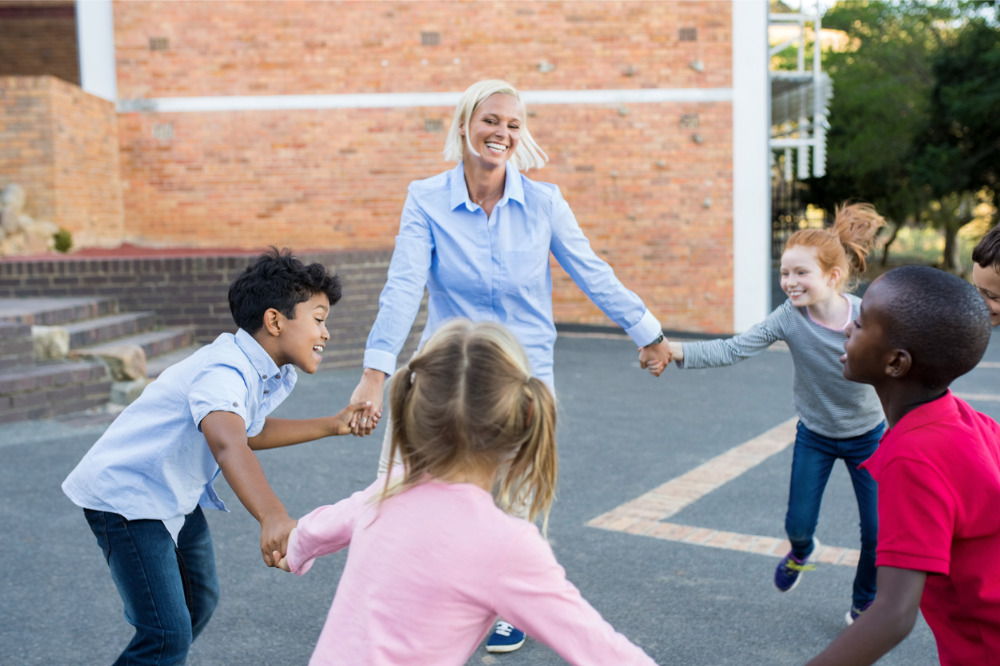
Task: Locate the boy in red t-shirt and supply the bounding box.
[808,265,1000,666]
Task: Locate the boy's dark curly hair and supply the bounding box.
[228,247,342,333]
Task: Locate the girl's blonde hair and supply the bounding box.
[382,319,558,528]
[784,202,886,292]
[442,79,549,172]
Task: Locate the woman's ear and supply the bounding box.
[262,308,283,337]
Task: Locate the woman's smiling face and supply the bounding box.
[462,93,521,167]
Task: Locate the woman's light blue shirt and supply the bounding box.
[363,162,662,387]
[62,329,297,538]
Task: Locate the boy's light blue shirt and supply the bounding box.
[62,329,297,540]
[364,162,662,387]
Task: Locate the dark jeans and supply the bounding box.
[785,421,883,609]
[84,506,220,665]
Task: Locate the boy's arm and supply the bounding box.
[201,410,296,567]
[806,566,926,665]
[247,400,369,450]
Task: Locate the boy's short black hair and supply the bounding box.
[228,247,342,333]
[972,225,1000,269]
[877,265,991,389]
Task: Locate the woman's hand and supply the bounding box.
[638,339,672,377]
[349,368,386,436]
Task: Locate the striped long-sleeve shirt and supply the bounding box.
[679,295,884,439]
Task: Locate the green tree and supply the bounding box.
[912,14,1000,268]
[800,1,980,266]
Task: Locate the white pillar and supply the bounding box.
[731,0,772,330]
[76,0,117,101]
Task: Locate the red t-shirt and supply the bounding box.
[861,391,1000,665]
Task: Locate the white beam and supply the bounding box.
[732,0,772,330]
[76,0,117,101]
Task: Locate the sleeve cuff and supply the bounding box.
[363,349,398,377]
[624,310,664,347]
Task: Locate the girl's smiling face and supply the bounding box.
[780,244,841,307]
[461,93,521,168]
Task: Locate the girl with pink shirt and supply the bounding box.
[276,319,656,665]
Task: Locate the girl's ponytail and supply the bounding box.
[832,202,886,288]
[497,377,558,534]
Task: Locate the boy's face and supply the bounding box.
[273,292,331,374]
[972,262,1000,327]
[841,278,895,386]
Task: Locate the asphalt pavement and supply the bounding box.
[6,328,996,665]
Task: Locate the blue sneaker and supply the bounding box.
[774,550,816,592]
[486,620,526,653]
[846,601,873,626]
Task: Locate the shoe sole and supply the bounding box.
[845,610,855,626]
[486,639,526,653]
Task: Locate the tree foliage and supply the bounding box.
[801,0,1000,269]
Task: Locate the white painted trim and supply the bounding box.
[731,0,771,331]
[117,87,734,113]
[75,0,117,102]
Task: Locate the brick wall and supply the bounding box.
[0,3,79,86]
[112,0,735,332]
[0,76,125,248]
[113,1,731,97]
[0,249,426,369]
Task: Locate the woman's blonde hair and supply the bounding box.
[382,319,558,528]
[442,79,548,172]
[784,202,886,292]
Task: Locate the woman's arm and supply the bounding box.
[350,191,434,435]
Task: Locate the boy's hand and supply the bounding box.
[330,400,374,436]
[349,368,386,436]
[259,514,298,567]
[638,338,672,377]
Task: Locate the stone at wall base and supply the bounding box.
[70,344,147,380]
[32,325,70,360]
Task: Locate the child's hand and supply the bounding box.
[668,341,684,364]
[331,400,377,436]
[271,550,291,572]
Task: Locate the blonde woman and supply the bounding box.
[348,78,671,650]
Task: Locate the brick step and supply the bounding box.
[0,360,112,425]
[71,327,197,367]
[0,321,34,369]
[63,311,158,349]
[0,296,118,326]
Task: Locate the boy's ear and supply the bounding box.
[885,348,912,379]
[262,308,283,337]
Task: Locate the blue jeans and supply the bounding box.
[785,421,883,609]
[84,506,220,665]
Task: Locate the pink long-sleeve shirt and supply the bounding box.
[287,477,657,665]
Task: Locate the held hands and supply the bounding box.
[259,514,298,568]
[638,338,672,377]
[348,368,385,437]
[330,400,375,436]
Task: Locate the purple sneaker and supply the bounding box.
[774,550,816,592]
